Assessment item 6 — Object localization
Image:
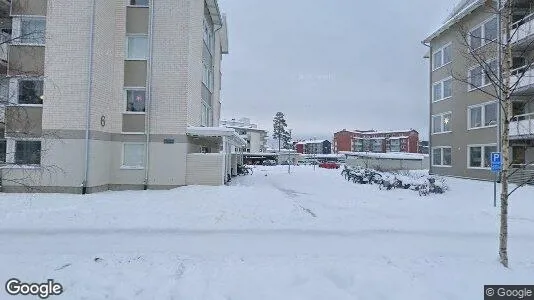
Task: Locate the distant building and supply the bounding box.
[295,140,332,154]
[221,118,268,153]
[419,141,429,154]
[334,129,419,154]
[333,129,375,153]
[353,130,419,153]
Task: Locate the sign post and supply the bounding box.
[491,152,502,208]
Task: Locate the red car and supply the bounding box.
[319,161,340,169]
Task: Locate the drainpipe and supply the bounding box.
[422,41,432,172]
[144,0,155,190]
[82,0,97,195]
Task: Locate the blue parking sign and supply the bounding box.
[491,152,501,173]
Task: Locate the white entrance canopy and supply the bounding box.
[186,127,246,147]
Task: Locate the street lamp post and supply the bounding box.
[288,129,292,174]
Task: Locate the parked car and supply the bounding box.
[319,161,340,169]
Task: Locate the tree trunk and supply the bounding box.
[499,1,512,268]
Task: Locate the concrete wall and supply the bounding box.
[186,153,224,186]
[346,156,426,171]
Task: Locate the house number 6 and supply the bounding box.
[100,116,106,127]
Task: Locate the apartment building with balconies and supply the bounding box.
[0,0,245,192]
[220,118,268,153]
[295,139,332,155]
[351,130,419,153]
[423,0,534,182]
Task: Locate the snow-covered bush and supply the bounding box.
[341,166,448,195]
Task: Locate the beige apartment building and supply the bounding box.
[220,118,268,153]
[0,0,245,192]
[424,0,534,182]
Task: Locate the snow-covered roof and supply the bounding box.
[361,130,416,135]
[423,0,485,43]
[224,125,268,133]
[340,151,428,161]
[186,126,246,146]
[303,154,343,158]
[388,136,410,140]
[296,140,330,145]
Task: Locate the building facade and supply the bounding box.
[424,0,534,181]
[220,118,268,153]
[351,130,419,153]
[333,129,374,153]
[0,0,243,192]
[334,129,419,154]
[295,140,332,154]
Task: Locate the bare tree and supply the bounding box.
[446,0,534,267]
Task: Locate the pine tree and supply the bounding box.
[282,129,292,149]
[272,112,288,151]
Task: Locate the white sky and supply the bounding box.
[218,0,458,140]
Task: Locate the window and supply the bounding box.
[15,141,41,165]
[443,147,452,165]
[18,79,43,105]
[122,143,145,168]
[468,60,497,90]
[469,27,482,49]
[201,101,212,127]
[0,79,9,104]
[126,90,146,112]
[469,17,497,49]
[20,18,46,45]
[432,147,452,166]
[468,145,497,168]
[483,17,498,43]
[0,139,6,163]
[129,0,149,5]
[127,36,148,60]
[432,77,452,101]
[432,112,452,134]
[468,102,497,129]
[432,43,452,70]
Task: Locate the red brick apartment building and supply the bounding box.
[333,129,419,153]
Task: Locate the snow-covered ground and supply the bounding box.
[0,166,533,299]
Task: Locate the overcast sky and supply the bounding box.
[218,0,458,141]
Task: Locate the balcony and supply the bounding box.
[509,164,534,185]
[511,12,534,46]
[510,66,534,94]
[509,112,534,139]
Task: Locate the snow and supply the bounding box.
[341,151,428,160]
[1,166,533,299]
[361,130,415,135]
[295,139,329,144]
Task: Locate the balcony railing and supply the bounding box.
[509,164,534,185]
[509,112,534,138]
[511,12,534,44]
[510,66,534,92]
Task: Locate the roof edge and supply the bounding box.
[423,0,485,43]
